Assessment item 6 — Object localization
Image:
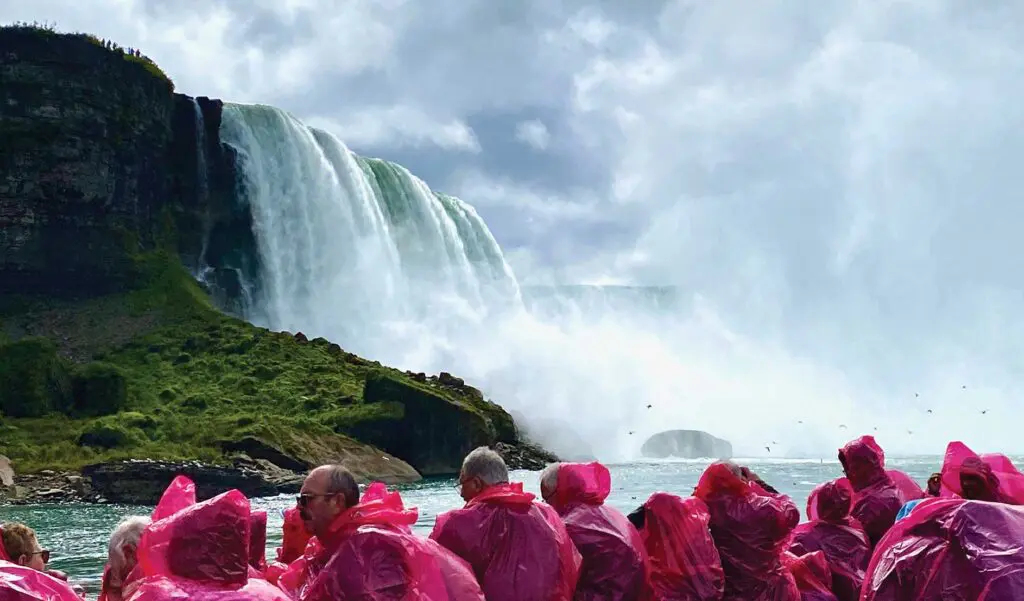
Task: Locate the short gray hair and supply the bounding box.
[322,464,360,508]
[108,516,151,581]
[461,447,509,486]
[540,462,561,496]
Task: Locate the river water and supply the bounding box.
[0,457,953,598]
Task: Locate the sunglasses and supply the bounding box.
[29,549,50,563]
[296,493,336,507]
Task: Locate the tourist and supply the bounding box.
[694,461,800,601]
[627,492,724,601]
[926,472,941,496]
[290,465,483,601]
[264,506,311,585]
[939,441,1024,505]
[0,523,49,572]
[837,436,904,546]
[98,516,150,601]
[788,480,870,601]
[540,461,648,601]
[431,447,581,601]
[0,522,82,600]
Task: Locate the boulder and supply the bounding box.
[218,432,420,485]
[0,455,14,487]
[493,442,559,472]
[640,430,733,459]
[82,459,279,504]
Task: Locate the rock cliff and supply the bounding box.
[0,25,553,492]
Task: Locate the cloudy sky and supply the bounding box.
[6,1,1024,452]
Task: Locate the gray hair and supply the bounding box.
[461,447,509,486]
[540,462,561,497]
[108,516,151,582]
[322,464,360,508]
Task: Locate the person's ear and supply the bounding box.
[16,554,28,567]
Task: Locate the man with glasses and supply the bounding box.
[0,523,50,571]
[296,465,360,541]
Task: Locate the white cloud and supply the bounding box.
[308,107,481,152]
[514,119,550,150]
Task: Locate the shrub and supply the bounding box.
[70,362,128,417]
[77,416,145,449]
[0,338,71,417]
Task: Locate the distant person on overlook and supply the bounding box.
[431,446,581,601]
[540,461,649,601]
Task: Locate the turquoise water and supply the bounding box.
[0,457,950,598]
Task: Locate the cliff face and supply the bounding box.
[0,28,175,296]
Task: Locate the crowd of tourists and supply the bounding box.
[2,435,1023,600]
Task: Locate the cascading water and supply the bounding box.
[217,102,1012,461]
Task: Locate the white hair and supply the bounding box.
[540,463,561,498]
[461,447,509,486]
[107,516,150,583]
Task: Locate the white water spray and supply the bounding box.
[218,102,1021,461]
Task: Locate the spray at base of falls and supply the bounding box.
[217,102,1019,461]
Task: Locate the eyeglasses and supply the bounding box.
[296,493,336,507]
[29,550,50,563]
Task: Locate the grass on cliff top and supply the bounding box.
[2,22,174,91]
[0,253,491,473]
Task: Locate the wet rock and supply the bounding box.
[0,455,14,487]
[294,332,308,343]
[82,459,279,505]
[640,430,733,459]
[493,441,559,472]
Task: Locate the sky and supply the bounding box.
[5,1,1024,453]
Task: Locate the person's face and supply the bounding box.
[121,544,138,578]
[927,473,942,496]
[298,472,347,538]
[18,538,47,572]
[960,473,996,502]
[457,472,485,502]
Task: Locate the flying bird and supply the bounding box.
[915,393,919,397]
[926,409,933,414]
[628,430,635,435]
[798,420,804,424]
[646,404,652,409]
[839,424,848,430]
[765,446,771,453]
[981,409,989,415]
[908,430,914,435]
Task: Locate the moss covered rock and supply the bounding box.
[71,362,128,417]
[0,337,71,417]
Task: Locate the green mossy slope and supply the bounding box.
[0,253,509,475]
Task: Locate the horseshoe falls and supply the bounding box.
[216,102,1012,462]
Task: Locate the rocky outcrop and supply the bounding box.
[0,455,14,487]
[82,459,279,505]
[335,371,519,476]
[0,28,174,296]
[640,430,733,459]
[219,432,421,484]
[493,441,559,471]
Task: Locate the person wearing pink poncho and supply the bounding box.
[287,464,484,601]
[787,480,870,601]
[1,522,85,601]
[431,447,582,601]
[626,492,724,601]
[863,497,1024,600]
[837,436,903,547]
[940,441,1024,505]
[693,462,800,601]
[98,516,151,601]
[540,461,648,601]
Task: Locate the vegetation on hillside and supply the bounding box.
[0,253,502,473]
[2,21,173,91]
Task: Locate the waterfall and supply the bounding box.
[219,103,520,364]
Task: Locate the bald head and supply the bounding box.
[299,465,359,538]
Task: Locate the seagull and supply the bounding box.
[908,430,914,435]
[926,409,933,414]
[981,409,989,415]
[873,427,879,431]
[962,385,967,389]
[798,420,804,424]
[771,441,778,445]
[915,393,919,397]
[839,424,848,430]
[629,430,635,435]
[765,446,771,453]
[646,404,652,409]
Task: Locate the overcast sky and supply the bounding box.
[6,1,1024,450]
